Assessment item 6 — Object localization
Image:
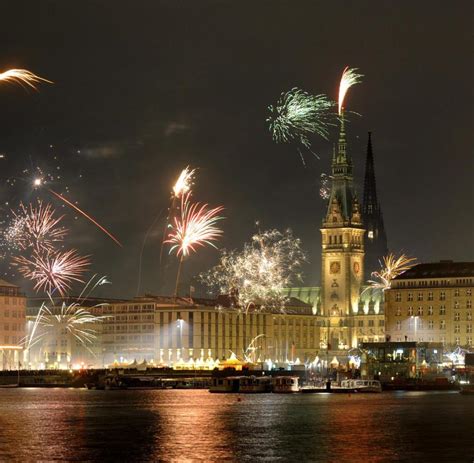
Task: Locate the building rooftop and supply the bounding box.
[0,279,19,288]
[394,261,474,280]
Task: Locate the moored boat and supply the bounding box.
[273,376,299,393]
[209,376,241,393]
[239,376,272,393]
[341,379,382,393]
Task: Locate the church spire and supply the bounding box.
[362,131,388,277]
[362,131,378,215]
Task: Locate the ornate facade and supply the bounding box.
[320,118,365,348]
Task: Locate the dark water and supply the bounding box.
[0,389,472,462]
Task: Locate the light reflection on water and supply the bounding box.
[0,389,472,462]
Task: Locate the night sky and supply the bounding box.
[0,1,472,298]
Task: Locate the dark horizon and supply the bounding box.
[0,1,472,299]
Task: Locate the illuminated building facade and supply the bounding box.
[285,126,387,350]
[0,279,27,370]
[385,262,474,347]
[26,296,322,368]
[319,117,365,349]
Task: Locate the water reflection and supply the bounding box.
[0,390,472,462]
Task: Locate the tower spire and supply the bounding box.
[362,131,377,213]
[362,131,388,278]
[337,110,347,162]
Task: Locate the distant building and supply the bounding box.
[26,295,323,368]
[385,261,474,348]
[0,279,27,370]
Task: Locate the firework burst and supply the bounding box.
[13,249,90,297]
[3,216,27,252]
[13,200,67,252]
[165,193,224,296]
[24,275,111,355]
[338,66,363,115]
[201,229,306,312]
[368,253,417,291]
[165,193,224,258]
[267,88,335,163]
[0,68,52,90]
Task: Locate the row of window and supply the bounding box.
[395,307,473,318]
[395,320,473,332]
[2,323,23,331]
[357,320,385,327]
[393,336,473,346]
[394,280,472,288]
[101,304,156,314]
[396,291,472,302]
[0,297,23,306]
[0,310,24,318]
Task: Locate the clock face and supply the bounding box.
[330,261,341,274]
[353,262,360,274]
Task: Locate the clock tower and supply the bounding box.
[320,116,365,349]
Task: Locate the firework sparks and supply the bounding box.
[165,193,224,258]
[48,189,122,247]
[172,166,196,198]
[368,253,417,291]
[3,216,27,252]
[24,275,111,355]
[13,248,90,297]
[338,66,363,115]
[267,88,335,163]
[13,200,67,252]
[0,68,52,90]
[165,193,224,296]
[201,229,305,312]
[319,173,332,200]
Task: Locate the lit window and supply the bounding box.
[368,231,374,239]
